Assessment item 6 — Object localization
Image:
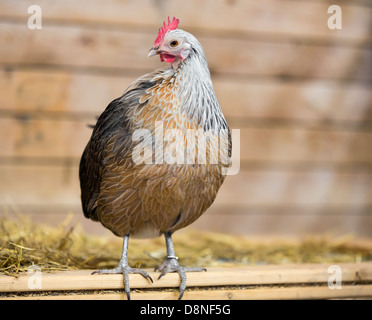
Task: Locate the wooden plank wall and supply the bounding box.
[0,0,371,237]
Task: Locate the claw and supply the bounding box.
[128,267,153,283]
[126,291,131,300]
[178,290,184,300]
[158,270,167,280]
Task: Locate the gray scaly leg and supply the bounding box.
[92,234,153,300]
[155,232,206,300]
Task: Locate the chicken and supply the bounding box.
[79,17,231,299]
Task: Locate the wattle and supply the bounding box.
[160,53,176,63]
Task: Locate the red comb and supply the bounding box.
[153,17,180,47]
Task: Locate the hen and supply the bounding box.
[79,17,231,299]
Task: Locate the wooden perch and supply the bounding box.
[1,262,372,299]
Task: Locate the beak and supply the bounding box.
[148,47,159,57]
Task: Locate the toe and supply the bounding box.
[184,267,207,272]
[177,267,187,297]
[140,270,154,283]
[158,269,168,280]
[91,267,122,275]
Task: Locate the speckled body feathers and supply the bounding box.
[79,30,230,239]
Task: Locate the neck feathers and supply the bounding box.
[171,48,228,132]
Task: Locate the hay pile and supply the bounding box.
[1,215,372,277]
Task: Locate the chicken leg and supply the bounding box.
[155,232,206,300]
[92,234,153,300]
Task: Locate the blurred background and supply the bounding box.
[0,0,371,238]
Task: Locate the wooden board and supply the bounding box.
[1,163,372,236]
[4,285,372,300]
[192,210,372,238]
[2,117,372,162]
[0,165,80,207]
[2,204,372,238]
[1,0,371,42]
[2,263,371,291]
[0,118,93,158]
[217,170,372,206]
[0,22,371,81]
[1,165,372,208]
[1,69,372,122]
[1,263,372,300]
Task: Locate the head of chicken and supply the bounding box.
[148,17,196,67]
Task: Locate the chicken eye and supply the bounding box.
[170,40,179,47]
